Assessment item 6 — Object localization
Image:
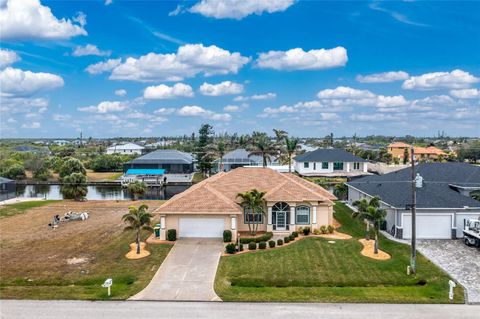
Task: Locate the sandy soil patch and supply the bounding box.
[314,231,352,240]
[125,242,150,259]
[146,234,175,245]
[358,239,391,260]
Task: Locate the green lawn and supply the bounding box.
[0,200,60,219]
[214,202,464,303]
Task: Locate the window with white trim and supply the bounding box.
[304,162,309,168]
[354,162,360,170]
[295,205,310,224]
[244,207,263,224]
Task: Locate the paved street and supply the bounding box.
[417,239,480,304]
[130,238,223,301]
[1,300,478,319]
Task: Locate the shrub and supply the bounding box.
[277,239,283,246]
[259,241,267,249]
[268,240,276,248]
[303,227,311,236]
[223,230,232,242]
[320,225,328,234]
[239,232,273,244]
[167,229,177,241]
[248,242,257,250]
[297,227,304,234]
[292,231,299,238]
[238,244,244,252]
[284,236,290,244]
[225,243,236,254]
[327,225,335,234]
[313,228,320,235]
[289,234,295,241]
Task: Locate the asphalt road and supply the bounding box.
[1,300,478,319]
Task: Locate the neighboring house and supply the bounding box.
[155,167,336,240]
[0,177,16,201]
[387,142,447,162]
[123,149,195,174]
[212,148,276,172]
[53,140,69,146]
[106,143,145,155]
[346,163,480,239]
[293,148,369,178]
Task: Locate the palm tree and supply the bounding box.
[333,183,348,200]
[127,181,147,200]
[249,133,277,167]
[205,138,227,172]
[361,206,387,254]
[60,172,88,201]
[236,189,266,235]
[122,204,153,254]
[284,136,299,173]
[353,196,380,239]
[273,129,287,142]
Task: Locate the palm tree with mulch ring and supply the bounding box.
[353,196,380,239]
[237,189,266,235]
[122,204,153,254]
[359,206,387,254]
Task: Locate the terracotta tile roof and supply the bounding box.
[388,142,411,148]
[155,167,335,215]
[414,146,446,156]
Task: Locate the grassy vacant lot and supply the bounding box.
[215,202,464,303]
[0,200,170,300]
[0,200,60,219]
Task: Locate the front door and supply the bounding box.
[276,211,286,231]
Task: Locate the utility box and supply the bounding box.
[154,223,161,238]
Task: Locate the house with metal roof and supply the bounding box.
[293,148,369,178]
[106,143,145,155]
[123,149,195,174]
[346,162,480,239]
[212,148,276,172]
[0,177,16,202]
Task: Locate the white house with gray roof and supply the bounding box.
[107,143,144,155]
[213,148,277,172]
[294,148,369,177]
[346,162,480,239]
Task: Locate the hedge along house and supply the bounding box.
[154,167,336,241]
[346,163,480,239]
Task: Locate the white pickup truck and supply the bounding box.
[463,219,480,247]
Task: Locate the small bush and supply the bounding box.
[268,240,276,248]
[289,234,295,241]
[327,225,335,234]
[225,243,236,254]
[284,236,290,243]
[277,239,284,246]
[223,230,232,242]
[238,244,244,252]
[313,228,320,235]
[320,225,328,234]
[167,229,176,241]
[297,227,304,234]
[248,242,257,250]
[259,241,267,249]
[240,232,273,244]
[303,227,311,236]
[292,231,299,238]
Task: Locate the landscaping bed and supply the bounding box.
[214,202,464,303]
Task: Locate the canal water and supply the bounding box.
[16,184,189,200]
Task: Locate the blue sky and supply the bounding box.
[1,0,479,138]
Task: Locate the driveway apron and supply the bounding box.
[130,238,223,301]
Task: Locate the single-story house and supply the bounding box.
[124,149,195,174]
[346,162,480,239]
[0,177,16,201]
[154,167,337,240]
[106,143,145,155]
[293,148,369,178]
[212,148,276,172]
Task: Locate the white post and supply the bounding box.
[108,286,111,297]
[312,206,317,224]
[231,216,236,230]
[290,206,295,229]
[346,162,350,172]
[449,280,456,301]
[160,216,166,229]
[267,206,272,225]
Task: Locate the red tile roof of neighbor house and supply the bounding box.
[155,167,336,215]
[388,142,411,148]
[414,146,447,156]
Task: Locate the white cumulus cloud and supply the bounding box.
[317,86,375,99]
[356,71,409,83]
[85,58,121,75]
[199,81,244,96]
[114,89,127,97]
[177,105,231,121]
[449,88,480,99]
[144,83,194,99]
[234,92,276,101]
[109,44,250,82]
[0,0,87,40]
[189,0,296,19]
[72,44,111,57]
[402,69,479,90]
[78,101,127,113]
[0,67,64,97]
[0,49,19,68]
[256,46,347,71]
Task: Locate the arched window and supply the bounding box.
[244,207,263,224]
[295,205,310,225]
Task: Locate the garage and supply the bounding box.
[402,213,452,239]
[178,217,225,238]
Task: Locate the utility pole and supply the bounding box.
[410,146,417,274]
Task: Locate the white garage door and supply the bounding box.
[456,213,480,238]
[403,214,452,239]
[179,217,225,238]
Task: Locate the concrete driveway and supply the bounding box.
[417,239,480,304]
[130,238,223,301]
